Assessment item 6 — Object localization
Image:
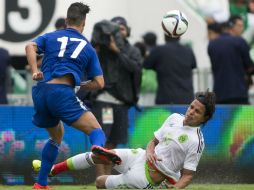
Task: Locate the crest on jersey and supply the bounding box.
[178,134,188,143]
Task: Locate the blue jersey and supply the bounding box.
[33,28,102,86]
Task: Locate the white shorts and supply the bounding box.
[105,148,153,189]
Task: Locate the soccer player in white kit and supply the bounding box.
[32,91,216,189]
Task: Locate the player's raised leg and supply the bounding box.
[71,111,106,146]
[71,111,121,164]
[32,150,118,176]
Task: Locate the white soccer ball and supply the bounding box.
[161,10,188,38]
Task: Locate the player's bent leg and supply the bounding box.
[104,162,150,189]
[100,173,134,189]
[70,112,122,164]
[112,148,145,173]
[71,111,106,147]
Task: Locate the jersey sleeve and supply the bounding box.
[32,34,47,55]
[183,139,204,171]
[86,47,103,80]
[154,113,178,141]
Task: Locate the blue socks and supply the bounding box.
[89,128,106,147]
[37,139,59,186]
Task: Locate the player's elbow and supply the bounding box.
[175,173,194,189]
[98,80,104,89]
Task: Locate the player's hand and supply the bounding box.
[146,152,162,163]
[32,72,44,81]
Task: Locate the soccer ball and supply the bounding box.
[32,160,41,172]
[161,10,188,38]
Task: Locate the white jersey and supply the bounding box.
[154,113,204,181]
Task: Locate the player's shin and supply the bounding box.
[37,139,59,186]
[89,128,106,147]
[52,152,94,175]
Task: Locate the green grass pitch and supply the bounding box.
[1,184,254,190]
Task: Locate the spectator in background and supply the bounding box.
[134,42,146,59]
[89,17,142,177]
[208,20,254,104]
[225,15,254,89]
[135,32,158,102]
[143,34,197,105]
[142,32,157,55]
[54,17,67,30]
[227,15,245,36]
[0,48,10,104]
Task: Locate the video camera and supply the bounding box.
[91,20,124,49]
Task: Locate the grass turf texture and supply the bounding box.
[1,184,254,190]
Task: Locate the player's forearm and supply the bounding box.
[146,139,157,154]
[173,174,193,189]
[25,43,38,74]
[80,76,104,90]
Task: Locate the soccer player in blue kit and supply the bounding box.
[25,2,121,189]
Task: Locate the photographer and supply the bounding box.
[89,18,142,177]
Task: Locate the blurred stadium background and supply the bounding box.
[1,0,254,188]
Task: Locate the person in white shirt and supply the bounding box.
[32,91,216,189]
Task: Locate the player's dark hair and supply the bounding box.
[195,90,216,123]
[66,2,90,26]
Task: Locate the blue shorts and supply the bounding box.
[32,83,88,128]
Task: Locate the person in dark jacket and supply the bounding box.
[90,17,142,176]
[143,34,197,105]
[208,21,254,104]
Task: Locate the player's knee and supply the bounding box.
[95,176,107,189]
